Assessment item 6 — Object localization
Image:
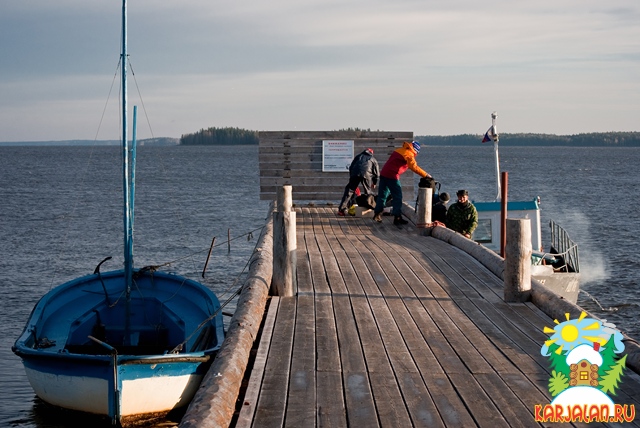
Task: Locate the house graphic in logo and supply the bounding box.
[535,311,636,423]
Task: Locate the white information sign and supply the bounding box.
[322,140,354,172]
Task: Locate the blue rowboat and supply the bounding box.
[12,1,225,425]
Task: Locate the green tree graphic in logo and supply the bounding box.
[546,336,626,397]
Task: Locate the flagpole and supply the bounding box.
[492,111,500,201]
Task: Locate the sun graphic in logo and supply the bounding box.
[541,312,610,356]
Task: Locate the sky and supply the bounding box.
[1,0,639,142]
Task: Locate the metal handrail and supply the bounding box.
[549,220,580,273]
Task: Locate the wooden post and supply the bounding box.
[504,218,532,302]
[201,236,216,278]
[416,187,432,228]
[272,185,296,296]
[500,171,508,257]
[276,185,292,213]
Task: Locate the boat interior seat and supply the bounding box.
[64,304,175,355]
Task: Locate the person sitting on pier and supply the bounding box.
[337,148,379,216]
[446,189,478,238]
[373,141,432,225]
[432,191,450,225]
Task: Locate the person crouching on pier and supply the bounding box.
[337,148,379,216]
[373,141,433,225]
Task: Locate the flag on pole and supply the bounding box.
[482,126,496,143]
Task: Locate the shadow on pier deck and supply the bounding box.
[186,207,640,428]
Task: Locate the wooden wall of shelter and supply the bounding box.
[259,131,415,202]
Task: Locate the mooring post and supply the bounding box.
[504,218,532,302]
[416,187,432,229]
[500,171,508,257]
[272,185,296,296]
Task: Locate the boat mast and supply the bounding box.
[121,0,133,294]
[492,111,501,201]
[131,106,137,231]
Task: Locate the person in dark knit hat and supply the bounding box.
[432,191,450,224]
[446,189,478,238]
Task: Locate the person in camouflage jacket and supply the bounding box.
[446,189,478,238]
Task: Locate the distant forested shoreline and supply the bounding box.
[415,132,640,147]
[180,127,640,147]
[0,137,179,147]
[3,130,639,147]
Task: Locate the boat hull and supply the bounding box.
[474,199,580,303]
[531,265,580,304]
[13,269,224,425]
[22,355,209,419]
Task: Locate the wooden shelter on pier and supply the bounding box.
[257,131,416,202]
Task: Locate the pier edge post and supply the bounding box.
[272,185,296,296]
[416,187,432,228]
[504,218,532,302]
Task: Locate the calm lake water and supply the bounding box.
[1,144,637,427]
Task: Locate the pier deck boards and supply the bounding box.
[235,207,640,427]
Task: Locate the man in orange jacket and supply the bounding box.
[373,140,432,225]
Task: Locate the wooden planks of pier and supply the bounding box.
[234,207,640,427]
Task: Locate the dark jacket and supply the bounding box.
[433,201,448,224]
[349,150,379,186]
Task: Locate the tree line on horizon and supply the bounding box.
[416,132,640,147]
[180,127,640,147]
[180,127,259,145]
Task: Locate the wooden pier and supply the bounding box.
[182,206,640,428]
[181,131,640,427]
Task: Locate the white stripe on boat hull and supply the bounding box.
[120,373,203,415]
[25,367,109,414]
[25,366,204,417]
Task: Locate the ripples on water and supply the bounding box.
[1,144,638,427]
[0,145,270,427]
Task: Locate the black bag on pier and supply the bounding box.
[419,176,436,189]
[355,194,376,210]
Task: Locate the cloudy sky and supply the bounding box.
[1,0,638,142]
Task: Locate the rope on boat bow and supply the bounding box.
[167,227,265,354]
[168,286,243,354]
[137,226,265,272]
[94,256,113,306]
